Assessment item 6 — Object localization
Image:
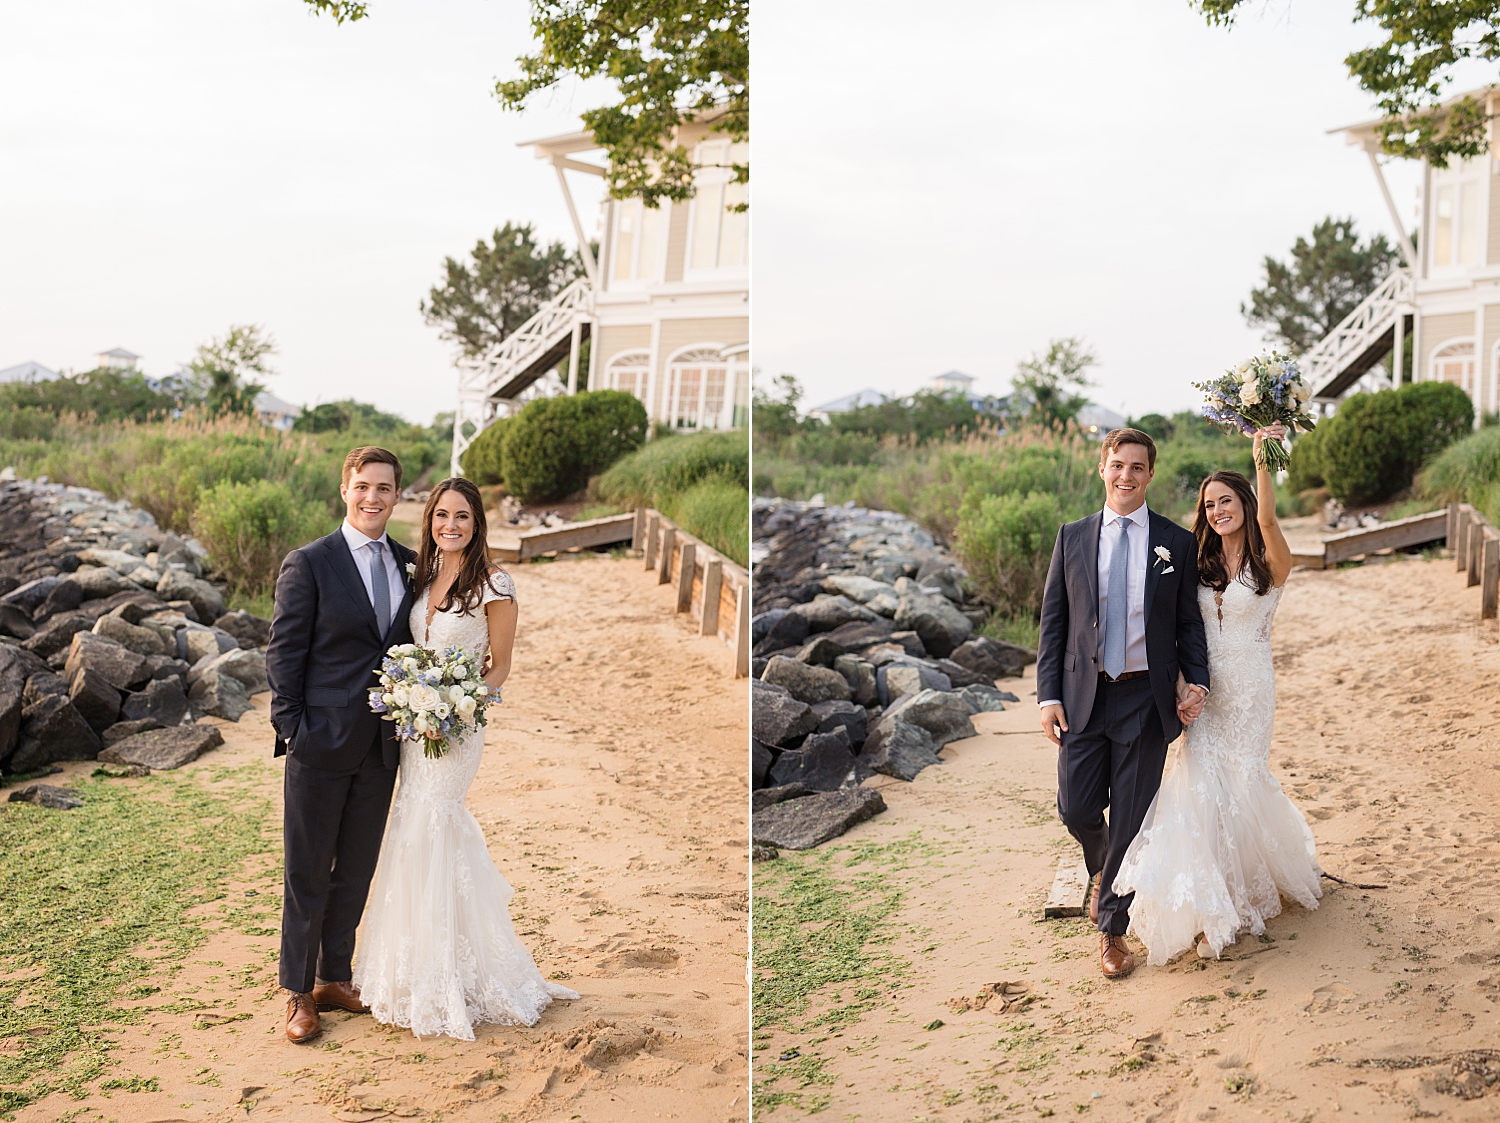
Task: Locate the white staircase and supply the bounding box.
[1300,269,1414,404]
[450,276,593,474]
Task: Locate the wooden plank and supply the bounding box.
[643,513,660,571]
[733,583,750,678]
[675,542,696,612]
[1458,504,1474,571]
[1470,511,1486,587]
[1290,551,1324,570]
[700,558,723,637]
[1483,529,1499,621]
[1044,859,1090,919]
[1448,503,1460,550]
[658,525,676,585]
[515,512,637,560]
[1322,509,1450,566]
[631,507,646,552]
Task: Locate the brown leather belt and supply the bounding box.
[1099,669,1149,683]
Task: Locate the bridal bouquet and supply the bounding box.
[368,643,496,759]
[1193,350,1317,472]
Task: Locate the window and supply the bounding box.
[1431,158,1484,269]
[1431,339,1475,393]
[688,141,749,273]
[611,199,664,283]
[605,350,651,401]
[667,347,735,429]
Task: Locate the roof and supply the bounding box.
[808,388,887,414]
[98,347,140,360]
[933,370,976,384]
[520,106,735,161]
[1332,85,1498,145]
[255,391,298,415]
[0,361,59,383]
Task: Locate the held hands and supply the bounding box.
[1176,680,1207,726]
[1040,703,1068,747]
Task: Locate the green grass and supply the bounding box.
[598,429,749,566]
[979,610,1040,651]
[0,764,279,1114]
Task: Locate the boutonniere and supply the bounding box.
[1153,546,1174,574]
[405,562,416,578]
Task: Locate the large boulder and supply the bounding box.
[878,662,951,706]
[182,625,238,667]
[188,669,251,721]
[831,654,878,707]
[810,699,867,746]
[7,783,84,810]
[9,695,101,773]
[761,655,851,706]
[142,653,191,683]
[794,635,845,668]
[818,619,895,653]
[767,727,859,792]
[72,567,129,601]
[751,609,789,646]
[893,583,972,658]
[752,739,773,788]
[156,569,224,623]
[862,719,943,782]
[751,787,887,850]
[790,595,879,634]
[92,614,170,657]
[0,646,49,771]
[77,547,148,573]
[24,612,96,659]
[752,782,810,813]
[751,611,810,657]
[913,562,968,605]
[949,636,1035,681]
[68,666,122,733]
[957,684,1009,714]
[892,689,977,748]
[99,724,224,770]
[212,610,272,648]
[65,633,150,692]
[0,603,36,639]
[101,718,164,746]
[22,670,69,707]
[188,647,267,695]
[121,678,190,728]
[751,679,818,747]
[2,576,62,613]
[822,575,897,604]
[33,578,85,624]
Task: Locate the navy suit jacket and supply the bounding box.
[1035,509,1210,745]
[265,528,416,771]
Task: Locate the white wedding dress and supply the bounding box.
[1113,577,1322,966]
[352,572,578,1039]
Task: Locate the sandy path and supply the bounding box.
[753,555,1500,1121]
[22,557,748,1123]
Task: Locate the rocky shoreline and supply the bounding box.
[750,498,1035,852]
[0,475,273,793]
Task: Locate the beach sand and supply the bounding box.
[18,557,748,1123]
[753,554,1500,1120]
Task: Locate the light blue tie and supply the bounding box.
[1103,517,1130,679]
[368,540,390,636]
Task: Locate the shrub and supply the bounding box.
[659,478,749,567]
[1318,382,1472,504]
[1417,423,1500,523]
[954,490,1070,618]
[461,417,511,487]
[1287,423,1327,493]
[192,479,338,599]
[597,429,749,508]
[501,390,647,503]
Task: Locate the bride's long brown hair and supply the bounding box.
[412,477,503,614]
[1193,470,1273,596]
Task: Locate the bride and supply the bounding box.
[352,476,578,1038]
[1113,424,1322,965]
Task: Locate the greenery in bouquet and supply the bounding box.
[368,643,496,760]
[1193,350,1317,472]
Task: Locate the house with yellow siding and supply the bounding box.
[450,117,748,473]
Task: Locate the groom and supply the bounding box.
[1036,428,1210,979]
[265,446,416,1043]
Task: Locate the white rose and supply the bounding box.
[1267,361,1284,377]
[1235,359,1253,375]
[382,692,396,706]
[407,683,442,713]
[392,684,410,707]
[448,685,466,705]
[1240,381,1261,406]
[413,713,429,735]
[402,657,420,675]
[456,695,477,720]
[1293,381,1311,403]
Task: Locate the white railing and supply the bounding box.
[1301,268,1413,401]
[450,276,593,474]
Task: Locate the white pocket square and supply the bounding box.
[1163,566,1175,574]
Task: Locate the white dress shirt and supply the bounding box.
[341,520,405,623]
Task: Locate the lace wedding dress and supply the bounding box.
[1113,577,1322,966]
[352,571,578,1039]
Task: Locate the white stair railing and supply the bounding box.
[1300,268,1414,402]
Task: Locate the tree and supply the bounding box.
[1243,217,1401,353]
[420,223,583,362]
[188,324,276,417]
[1011,337,1097,428]
[0,368,179,422]
[751,373,805,446]
[1195,1,1500,164]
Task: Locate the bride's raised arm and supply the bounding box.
[1252,424,1294,588]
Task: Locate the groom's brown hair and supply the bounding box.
[342,446,403,490]
[1099,428,1156,470]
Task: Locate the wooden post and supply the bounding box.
[675,542,695,612]
[1483,528,1499,621]
[1469,512,1485,587]
[733,582,750,678]
[658,525,676,584]
[643,513,660,571]
[700,558,723,636]
[1448,503,1460,550]
[631,507,646,552]
[1458,505,1474,572]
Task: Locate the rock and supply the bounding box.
[213,610,272,648]
[949,637,1036,681]
[831,654,878,707]
[751,611,810,657]
[751,787,887,850]
[121,678,190,727]
[10,695,101,772]
[822,574,897,604]
[188,669,251,721]
[790,595,878,634]
[957,685,1008,714]
[0,603,36,639]
[2,576,62,613]
[23,611,95,658]
[182,625,238,666]
[818,619,894,653]
[752,782,813,812]
[862,719,943,782]
[857,557,915,584]
[768,727,859,792]
[0,646,46,771]
[889,631,927,657]
[914,561,967,604]
[866,592,900,617]
[92,614,169,656]
[879,663,950,706]
[751,679,819,747]
[72,566,129,600]
[94,760,151,777]
[810,699,867,745]
[32,578,83,623]
[83,589,167,621]
[143,654,191,683]
[125,566,160,587]
[165,600,201,623]
[77,547,147,573]
[761,655,852,705]
[68,666,122,733]
[892,689,977,749]
[101,718,165,746]
[99,724,224,770]
[160,547,203,578]
[794,635,845,667]
[192,648,267,695]
[751,609,789,646]
[7,783,83,810]
[156,569,223,623]
[65,632,150,691]
[752,739,773,787]
[893,584,972,658]
[22,670,69,707]
[933,658,992,689]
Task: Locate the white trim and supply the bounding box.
[1429,336,1478,401]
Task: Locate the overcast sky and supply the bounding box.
[0,0,610,424]
[752,1,1454,418]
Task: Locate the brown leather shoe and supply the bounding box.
[311,980,370,1014]
[285,992,321,1043]
[1089,872,1101,924]
[1101,934,1135,979]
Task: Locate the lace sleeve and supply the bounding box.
[482,568,516,607]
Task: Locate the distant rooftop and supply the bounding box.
[807,388,887,415]
[0,361,59,383]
